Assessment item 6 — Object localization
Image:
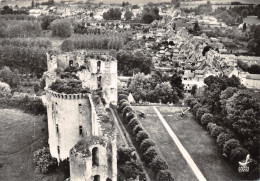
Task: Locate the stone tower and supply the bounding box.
[44,50,117,181]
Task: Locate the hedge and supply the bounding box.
[201,113,214,125]
[132,124,143,135]
[128,118,139,130]
[136,131,149,145]
[149,155,168,172]
[210,125,225,138]
[126,111,136,123]
[140,139,155,154]
[143,146,159,164]
[122,106,133,118]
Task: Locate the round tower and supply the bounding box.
[46,89,92,161]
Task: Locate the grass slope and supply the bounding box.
[0,109,64,181]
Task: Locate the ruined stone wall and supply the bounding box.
[70,136,117,181]
[46,90,92,161]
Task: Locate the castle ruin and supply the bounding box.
[44,50,118,181]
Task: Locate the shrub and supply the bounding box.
[156,169,175,181]
[149,155,168,172]
[119,102,130,112]
[230,147,249,164]
[210,125,225,138]
[118,94,128,101]
[217,133,234,148]
[136,131,149,145]
[118,146,136,164]
[124,160,143,179]
[99,113,110,123]
[132,124,143,135]
[140,139,155,154]
[33,147,58,174]
[201,113,214,125]
[123,106,133,118]
[223,139,241,157]
[143,146,158,163]
[118,99,128,107]
[207,122,217,132]
[128,118,139,130]
[192,103,202,114]
[126,111,136,123]
[196,107,210,122]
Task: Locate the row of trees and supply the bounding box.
[0,38,52,49]
[117,96,174,181]
[0,45,47,75]
[126,72,184,103]
[185,75,259,179]
[61,33,127,52]
[0,20,42,38]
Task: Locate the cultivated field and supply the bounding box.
[133,106,241,181]
[0,109,64,181]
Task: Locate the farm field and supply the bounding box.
[133,106,241,181]
[0,109,65,181]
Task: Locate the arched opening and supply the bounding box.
[92,147,99,166]
[94,175,100,181]
[69,60,73,67]
[106,178,112,181]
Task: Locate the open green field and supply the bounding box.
[133,106,241,181]
[0,109,64,181]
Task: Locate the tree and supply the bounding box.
[61,39,75,52]
[136,131,149,145]
[191,85,197,95]
[248,64,260,74]
[196,107,210,121]
[50,19,73,38]
[149,155,168,172]
[243,23,247,31]
[223,138,241,157]
[241,9,249,18]
[169,74,184,99]
[118,146,136,164]
[143,146,158,163]
[217,132,234,148]
[0,82,11,98]
[33,147,58,174]
[201,113,214,125]
[141,7,161,24]
[140,139,155,153]
[103,8,122,20]
[153,82,179,103]
[124,10,134,21]
[0,66,19,87]
[40,15,58,30]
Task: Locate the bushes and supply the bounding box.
[61,39,74,52]
[132,125,143,135]
[196,107,210,121]
[119,102,131,112]
[128,118,139,130]
[210,125,225,138]
[33,147,58,174]
[156,169,175,181]
[118,93,128,102]
[201,113,214,125]
[136,131,149,145]
[140,139,155,153]
[149,155,168,172]
[0,96,46,115]
[122,106,133,118]
[143,146,158,164]
[223,139,241,157]
[126,111,136,123]
[217,133,234,148]
[118,146,136,164]
[230,147,249,164]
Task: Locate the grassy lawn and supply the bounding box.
[0,109,65,181]
[133,106,197,181]
[157,106,241,181]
